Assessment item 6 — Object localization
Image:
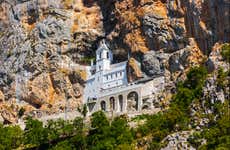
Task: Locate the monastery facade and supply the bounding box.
[84,40,165,114]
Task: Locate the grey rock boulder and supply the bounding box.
[168,48,190,72]
[142,51,162,76]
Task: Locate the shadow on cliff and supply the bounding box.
[83,0,117,35]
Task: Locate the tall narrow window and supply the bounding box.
[99,52,102,59]
[107,52,109,59]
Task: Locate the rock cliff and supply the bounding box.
[0,0,229,125]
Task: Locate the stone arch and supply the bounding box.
[118,95,123,112]
[101,101,106,111]
[109,97,115,111]
[127,91,138,111]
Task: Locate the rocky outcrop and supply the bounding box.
[190,43,229,130]
[161,131,195,150]
[168,38,204,73]
[127,57,143,82]
[142,51,163,76]
[205,43,230,72]
[0,104,18,124]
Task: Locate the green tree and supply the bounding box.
[71,117,87,150]
[24,117,48,147]
[87,111,114,149]
[216,67,228,89]
[0,124,23,150]
[221,43,230,62]
[78,104,88,118]
[184,66,207,96]
[49,140,75,150]
[111,115,133,145]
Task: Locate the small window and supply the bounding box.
[99,65,101,70]
[116,73,118,77]
[106,75,108,80]
[120,71,122,76]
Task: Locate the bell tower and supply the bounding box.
[95,40,113,72]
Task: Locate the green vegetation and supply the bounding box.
[0,124,23,150]
[221,43,230,62]
[135,66,208,149]
[87,112,134,149]
[188,101,230,150]
[216,67,229,89]
[0,66,229,150]
[79,57,95,65]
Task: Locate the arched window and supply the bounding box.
[101,101,106,111]
[110,97,115,111]
[127,91,138,111]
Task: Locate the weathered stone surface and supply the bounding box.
[127,58,143,82]
[168,39,204,73]
[142,12,187,52]
[142,51,162,76]
[168,49,188,72]
[0,104,18,124]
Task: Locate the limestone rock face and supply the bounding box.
[142,12,187,52]
[182,0,230,52]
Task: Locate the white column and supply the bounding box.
[138,90,142,111]
[124,94,128,113]
[116,95,119,113]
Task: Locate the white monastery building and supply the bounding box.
[84,40,165,114]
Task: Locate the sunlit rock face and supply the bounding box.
[0,0,229,123]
